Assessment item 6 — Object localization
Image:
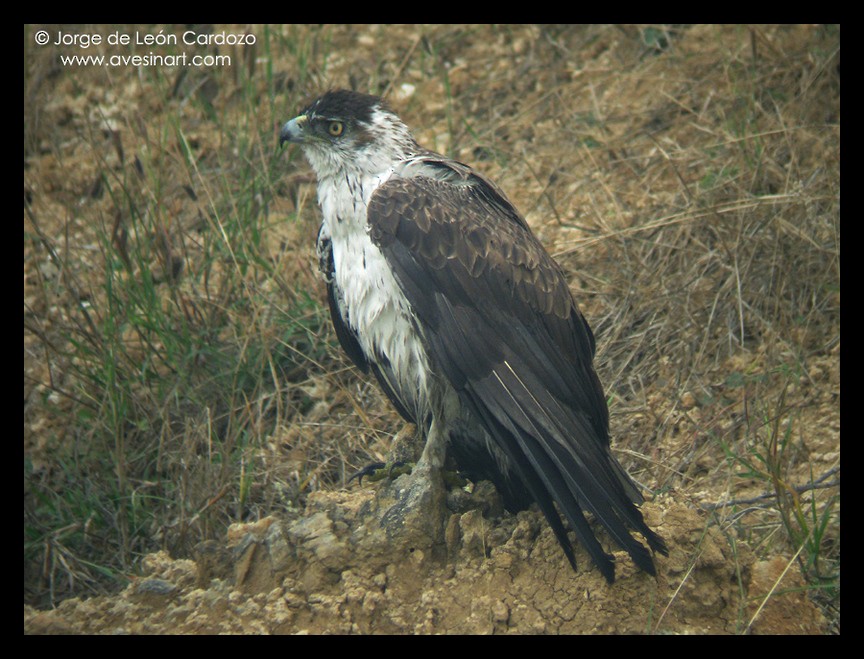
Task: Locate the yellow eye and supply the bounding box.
[328,121,344,137]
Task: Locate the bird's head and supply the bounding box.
[280,90,419,178]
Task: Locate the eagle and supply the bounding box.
[280,89,667,582]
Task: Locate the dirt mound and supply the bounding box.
[25,477,827,634]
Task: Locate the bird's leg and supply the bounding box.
[349,413,467,488]
[347,422,420,484]
[349,414,450,480]
[371,417,449,554]
[418,417,448,470]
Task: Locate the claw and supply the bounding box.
[348,462,388,485]
[443,470,469,489]
[348,461,416,485]
[387,461,414,479]
[348,461,468,488]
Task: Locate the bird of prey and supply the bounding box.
[280,89,667,582]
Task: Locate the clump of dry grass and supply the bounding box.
[23,25,359,606]
[538,25,841,600]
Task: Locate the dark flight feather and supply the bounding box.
[366,164,667,581]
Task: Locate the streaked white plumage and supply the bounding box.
[317,165,435,433]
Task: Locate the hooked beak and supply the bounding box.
[279,114,308,147]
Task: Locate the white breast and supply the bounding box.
[317,170,432,424]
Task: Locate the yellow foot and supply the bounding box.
[348,461,414,485]
[349,462,467,488]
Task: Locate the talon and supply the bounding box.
[387,461,414,478]
[349,460,416,485]
[349,462,387,485]
[443,470,469,489]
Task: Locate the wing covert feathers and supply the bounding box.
[366,163,667,581]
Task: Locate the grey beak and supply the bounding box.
[279,115,307,147]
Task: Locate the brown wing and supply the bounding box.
[367,164,666,582]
